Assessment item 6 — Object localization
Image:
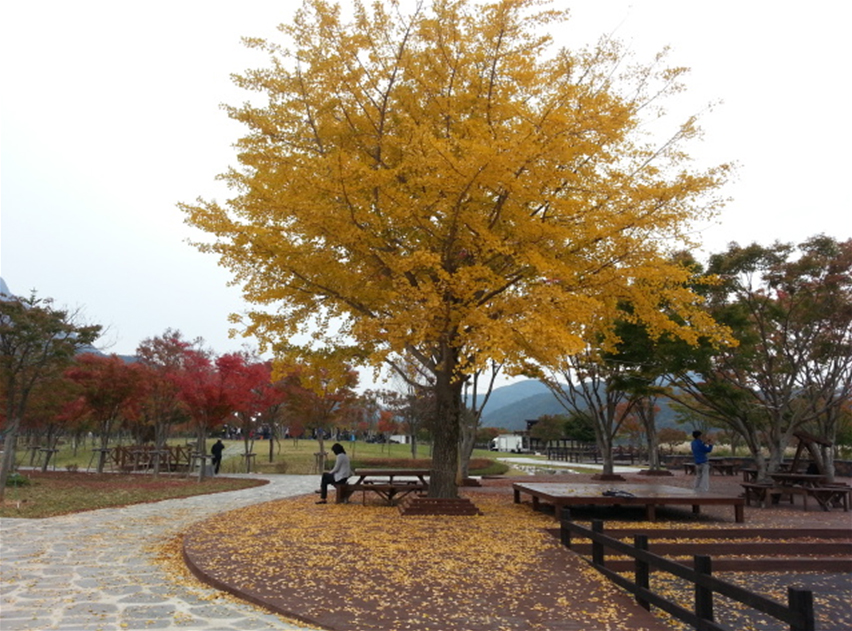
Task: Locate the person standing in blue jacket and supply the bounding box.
[691,430,713,492]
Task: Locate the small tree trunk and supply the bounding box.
[197,430,208,481]
[0,417,22,501]
[152,423,168,476]
[97,421,112,474]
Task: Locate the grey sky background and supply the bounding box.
[2,1,849,390]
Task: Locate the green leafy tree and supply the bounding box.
[0,294,101,495]
[181,0,729,497]
[563,410,597,443]
[529,414,564,444]
[666,236,852,479]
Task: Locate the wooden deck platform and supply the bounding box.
[513,482,745,523]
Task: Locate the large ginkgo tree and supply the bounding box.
[181,0,730,498]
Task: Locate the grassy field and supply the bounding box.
[1,438,516,519]
[15,437,510,474]
[0,471,266,518]
[16,436,514,473]
[217,438,511,475]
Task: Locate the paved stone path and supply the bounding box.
[0,475,322,631]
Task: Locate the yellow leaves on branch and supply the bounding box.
[180,0,732,373]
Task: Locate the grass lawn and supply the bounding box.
[1,439,511,519]
[0,471,266,519]
[20,437,510,475]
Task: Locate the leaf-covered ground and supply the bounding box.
[162,472,850,631]
[179,490,668,631]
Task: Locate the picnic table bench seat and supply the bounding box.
[741,482,774,507]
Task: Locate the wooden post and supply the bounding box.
[788,587,815,631]
[591,520,605,567]
[560,508,572,548]
[694,555,714,623]
[634,535,650,611]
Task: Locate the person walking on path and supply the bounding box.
[211,439,225,474]
[316,443,352,504]
[691,430,713,492]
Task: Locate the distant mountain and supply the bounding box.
[473,380,562,429]
[476,378,682,431]
[482,390,565,430]
[470,379,551,412]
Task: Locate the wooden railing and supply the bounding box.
[560,513,815,631]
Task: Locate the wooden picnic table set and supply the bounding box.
[334,468,430,505]
[513,482,747,523]
[741,471,852,512]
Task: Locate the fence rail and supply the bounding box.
[560,513,815,631]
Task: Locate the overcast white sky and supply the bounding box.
[2,1,850,388]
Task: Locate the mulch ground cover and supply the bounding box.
[176,471,852,631]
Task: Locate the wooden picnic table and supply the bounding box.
[37,448,59,471]
[755,473,851,512]
[87,447,114,472]
[769,472,826,488]
[336,468,430,505]
[513,482,746,523]
[683,459,737,476]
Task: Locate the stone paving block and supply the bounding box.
[0,475,320,630]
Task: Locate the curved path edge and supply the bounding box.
[182,521,329,631]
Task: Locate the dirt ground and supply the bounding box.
[180,470,851,631]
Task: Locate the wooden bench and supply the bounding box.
[808,485,851,512]
[335,481,427,505]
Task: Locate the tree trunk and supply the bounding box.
[428,360,462,499]
[598,427,615,477]
[644,429,661,470]
[459,409,477,480]
[638,400,661,470]
[97,421,112,474]
[0,416,22,501]
[823,444,836,482]
[197,431,208,481]
[40,426,58,473]
[152,423,168,476]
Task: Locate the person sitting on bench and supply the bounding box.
[316,443,352,504]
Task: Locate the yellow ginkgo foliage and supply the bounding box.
[181,0,730,498]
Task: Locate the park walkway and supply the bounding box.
[0,474,320,631]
